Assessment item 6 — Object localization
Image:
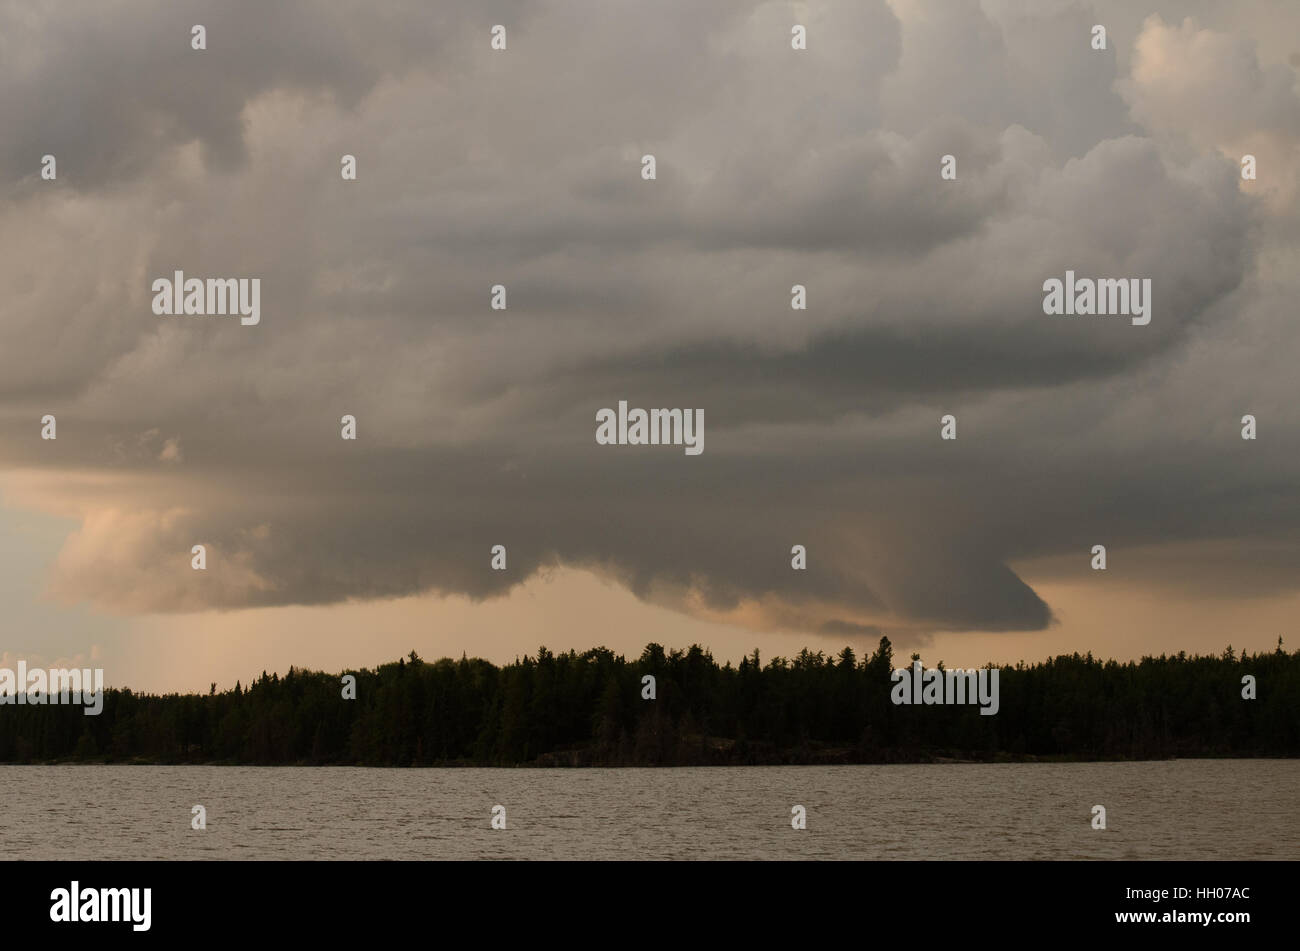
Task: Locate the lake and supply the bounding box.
[1,760,1295,860]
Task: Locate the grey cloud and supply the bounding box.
[1,0,1297,641]
[818,620,884,639]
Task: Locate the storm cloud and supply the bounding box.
[2,0,1298,645]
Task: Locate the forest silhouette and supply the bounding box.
[1,637,1296,765]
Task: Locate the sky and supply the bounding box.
[1,0,1298,693]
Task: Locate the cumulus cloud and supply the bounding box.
[1119,14,1300,211]
[1,0,1297,643]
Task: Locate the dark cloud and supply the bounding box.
[818,620,884,639]
[0,1,521,188]
[1,0,1298,641]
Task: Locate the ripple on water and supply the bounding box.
[0,761,1295,860]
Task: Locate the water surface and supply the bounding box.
[1,760,1294,860]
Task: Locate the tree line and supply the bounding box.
[0,637,1295,765]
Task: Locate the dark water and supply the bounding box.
[1,760,1295,860]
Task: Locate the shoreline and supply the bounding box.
[6,753,1297,768]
